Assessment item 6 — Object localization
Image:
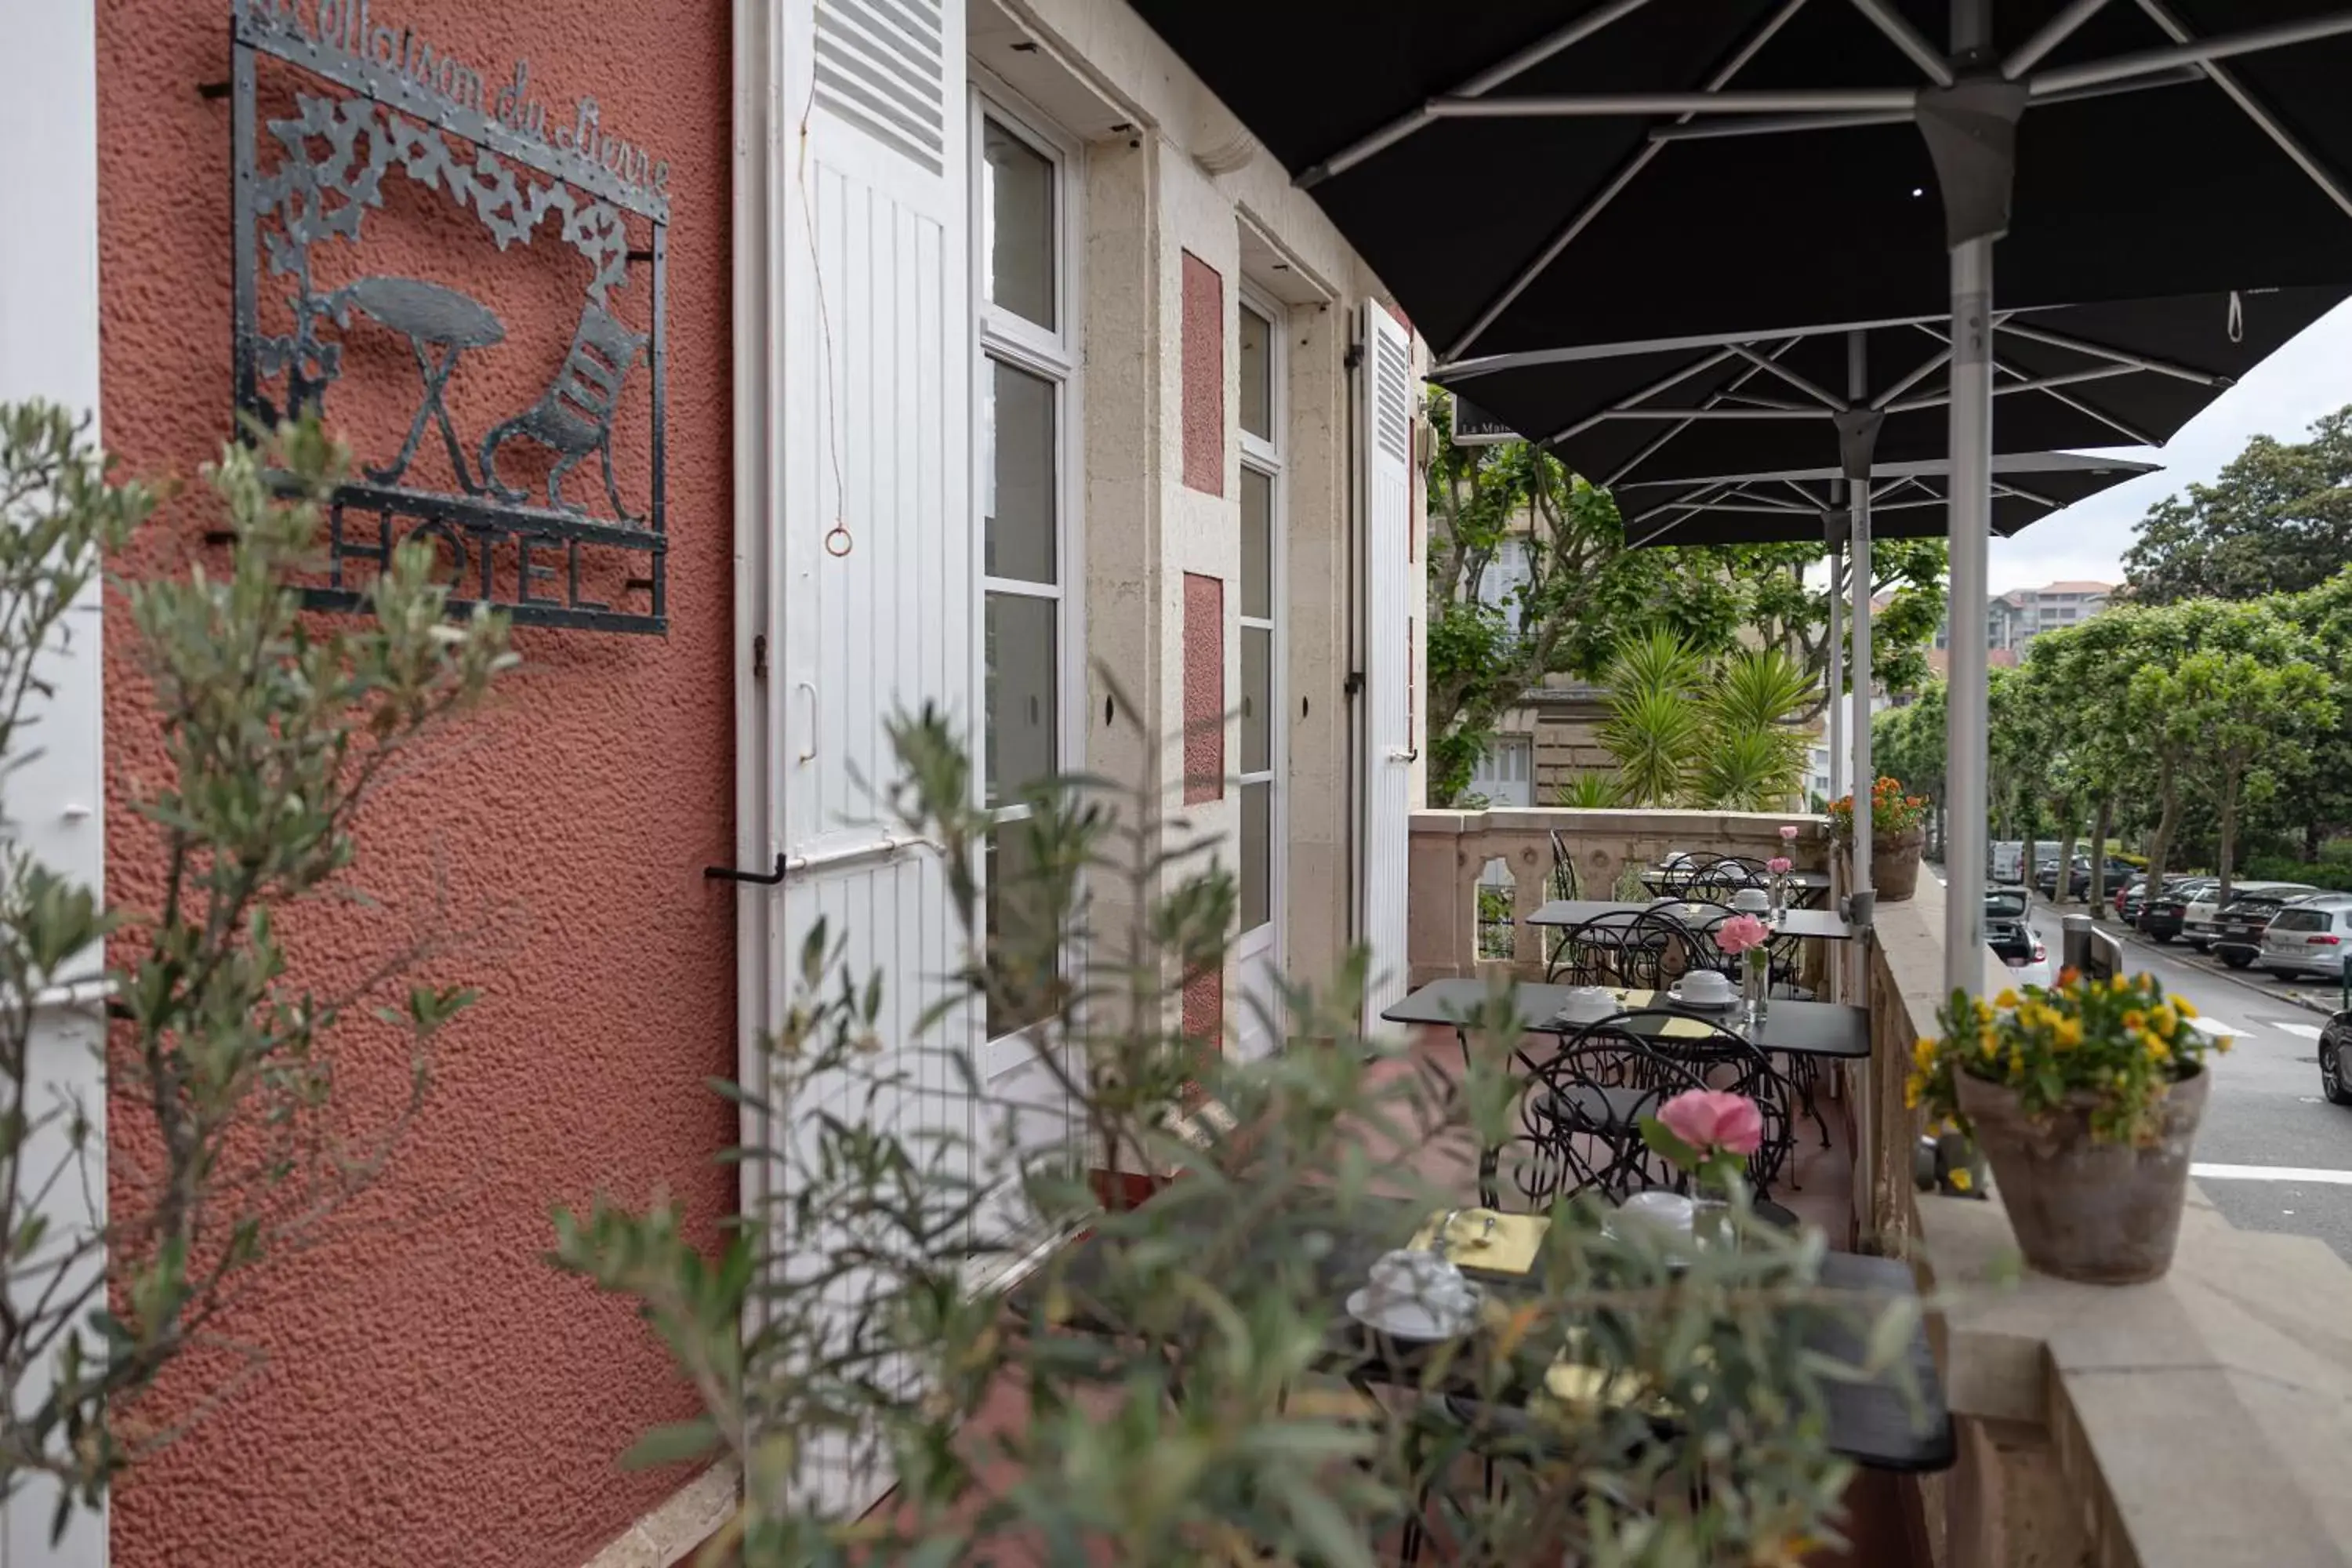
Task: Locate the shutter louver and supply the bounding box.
[815,0,947,175]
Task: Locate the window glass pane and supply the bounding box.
[985,359,1056,585]
[1242,626,1271,775]
[1240,467,1272,620]
[1241,781,1272,933]
[986,825,1058,1038]
[982,119,1055,330]
[1239,304,1272,441]
[985,592,1057,806]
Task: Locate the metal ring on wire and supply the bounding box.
[824,521,854,557]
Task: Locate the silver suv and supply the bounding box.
[2256,897,2352,982]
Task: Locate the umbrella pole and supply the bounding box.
[1946,235,1994,998]
[1941,0,1999,1000]
[1827,539,1845,805]
[1845,332,1874,906]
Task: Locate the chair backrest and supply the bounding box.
[1615,1009,1800,1200]
[1547,830,1581,902]
[1486,1018,1704,1210]
[547,303,647,441]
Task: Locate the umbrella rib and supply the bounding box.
[1648,108,1913,143]
[2028,11,2352,98]
[2002,0,2114,78]
[1442,0,1811,361]
[1994,319,2232,386]
[1432,89,1918,118]
[1542,347,1748,440]
[1844,0,1956,87]
[1993,479,2063,509]
[1728,343,1849,410]
[2129,0,2352,222]
[1297,0,1661,188]
[1915,321,2161,446]
[1869,344,1953,411]
[1882,362,2138,415]
[1592,343,1824,485]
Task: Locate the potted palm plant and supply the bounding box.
[1828,776,1929,902]
[1908,972,2227,1283]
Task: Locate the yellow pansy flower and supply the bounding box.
[2055,1018,2082,1048]
[2111,974,2131,993]
[1948,1167,1973,1192]
[1914,1036,1936,1065]
[2172,995,2199,1019]
[2151,1004,2177,1035]
[1995,989,2020,1010]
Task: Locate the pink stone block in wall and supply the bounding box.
[1184,572,1223,804]
[1184,965,1223,1051]
[1181,250,1223,495]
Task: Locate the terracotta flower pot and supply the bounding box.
[1955,1065,2209,1284]
[1871,826,1926,903]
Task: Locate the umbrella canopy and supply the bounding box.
[1127,0,2352,364]
[1613,452,2159,546]
[1436,288,2343,485]
[1131,0,2352,993]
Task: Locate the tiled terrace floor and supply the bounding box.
[869,1024,1915,1565]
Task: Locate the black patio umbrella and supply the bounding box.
[1436,288,2343,489]
[1613,451,2158,546]
[1127,0,2352,990]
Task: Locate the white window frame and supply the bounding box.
[1236,287,1286,951]
[972,80,1084,1067]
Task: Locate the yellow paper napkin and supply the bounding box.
[1406,1208,1548,1274]
[1614,989,1655,1008]
[1659,1014,1718,1040]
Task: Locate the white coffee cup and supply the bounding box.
[1677,968,1734,1004]
[1555,984,1617,1022]
[1359,1248,1478,1332]
[1730,887,1770,913]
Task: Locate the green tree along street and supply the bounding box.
[2125,404,2352,604]
[1423,391,1947,807]
[1872,590,2343,905]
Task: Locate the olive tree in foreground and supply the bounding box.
[0,405,508,1534]
[555,703,1918,1566]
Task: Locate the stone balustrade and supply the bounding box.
[1405,808,1832,987]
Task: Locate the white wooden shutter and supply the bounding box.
[753,0,971,1518]
[0,3,105,1564]
[1360,304,1414,1027]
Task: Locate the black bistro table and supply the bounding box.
[1642,862,1834,906]
[1529,899,1855,943]
[1382,979,1871,1063]
[1013,1193,1954,1475]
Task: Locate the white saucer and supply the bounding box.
[1345,1288,1478,1342]
[1665,984,1740,1011]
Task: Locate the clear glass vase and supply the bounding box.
[1742,946,1769,1025]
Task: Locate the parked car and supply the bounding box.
[1984,887,2055,988]
[2183,880,2317,951]
[2321,1010,2352,1106]
[2034,855,2134,898]
[2210,891,2303,969]
[2257,897,2352,983]
[2136,877,2217,941]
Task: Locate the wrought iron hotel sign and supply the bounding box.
[230,0,670,632]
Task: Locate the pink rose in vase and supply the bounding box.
[1657,1088,1766,1158]
[1713,913,1771,955]
[1766,856,1793,877]
[1778,824,1799,844]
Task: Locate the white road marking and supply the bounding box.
[2188,1016,2252,1042]
[2191,1163,2352,1185]
[2270,1021,2326,1042]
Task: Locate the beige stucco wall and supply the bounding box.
[1002,0,1412,1027]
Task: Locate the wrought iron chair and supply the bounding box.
[479,300,648,521]
[1483,1019,1704,1211]
[1636,1021,1803,1203]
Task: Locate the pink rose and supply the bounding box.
[1766,856,1793,876]
[1657,1089,1765,1158]
[1713,913,1771,955]
[1779,825,1799,842]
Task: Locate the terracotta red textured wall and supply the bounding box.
[96,3,734,1565]
[1183,572,1223,804]
[1182,966,1222,1054]
[1180,251,1223,495]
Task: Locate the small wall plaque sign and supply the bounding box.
[230,0,670,632]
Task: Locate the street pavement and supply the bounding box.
[2018,895,2352,1259]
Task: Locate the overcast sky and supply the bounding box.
[1987,297,2352,593]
